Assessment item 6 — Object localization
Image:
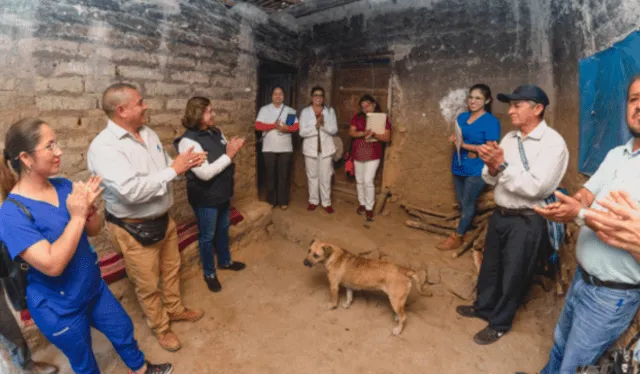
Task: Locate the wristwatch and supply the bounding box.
[574,208,586,226]
[498,162,509,172]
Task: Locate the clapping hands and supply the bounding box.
[583,190,640,254]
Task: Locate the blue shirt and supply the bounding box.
[451,112,501,177]
[577,139,640,284]
[0,178,102,312]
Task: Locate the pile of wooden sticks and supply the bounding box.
[402,190,496,270]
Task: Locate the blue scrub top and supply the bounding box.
[0,178,102,313]
[451,111,501,177]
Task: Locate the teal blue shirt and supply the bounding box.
[451,112,501,177]
[577,139,640,283]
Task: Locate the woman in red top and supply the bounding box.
[348,95,391,221]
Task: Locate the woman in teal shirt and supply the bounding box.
[437,84,501,251]
[0,118,171,374]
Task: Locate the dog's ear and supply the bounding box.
[322,245,333,256]
[310,239,316,246]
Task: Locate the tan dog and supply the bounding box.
[303,240,431,335]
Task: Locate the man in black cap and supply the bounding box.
[455,84,569,345]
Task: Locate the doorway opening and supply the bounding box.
[255,60,298,201]
[331,59,391,196]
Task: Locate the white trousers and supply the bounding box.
[305,155,334,207]
[354,159,380,210]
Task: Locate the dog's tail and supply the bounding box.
[408,268,432,297]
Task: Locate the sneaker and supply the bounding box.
[130,361,173,374]
[21,361,58,374]
[280,205,288,210]
[366,210,375,221]
[473,326,505,345]
[169,308,204,323]
[155,330,182,352]
[307,203,318,211]
[324,206,334,214]
[356,205,365,215]
[220,261,246,271]
[204,275,222,292]
[436,233,464,251]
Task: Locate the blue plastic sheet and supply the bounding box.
[578,30,640,175]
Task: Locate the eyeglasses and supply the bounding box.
[312,94,324,97]
[34,142,61,153]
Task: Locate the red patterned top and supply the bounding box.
[350,114,392,161]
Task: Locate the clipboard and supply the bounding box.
[365,112,387,143]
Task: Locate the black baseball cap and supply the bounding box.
[497,85,549,107]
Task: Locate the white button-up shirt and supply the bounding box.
[482,120,569,209]
[87,120,177,219]
[299,105,339,158]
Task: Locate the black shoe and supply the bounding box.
[219,261,246,271]
[204,275,222,292]
[473,326,505,345]
[144,361,173,374]
[456,305,478,318]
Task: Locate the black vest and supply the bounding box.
[174,128,235,207]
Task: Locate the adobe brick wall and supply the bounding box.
[295,0,640,210]
[0,0,298,257]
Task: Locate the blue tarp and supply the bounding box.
[578,30,640,175]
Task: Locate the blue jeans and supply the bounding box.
[452,175,486,235]
[541,268,640,374]
[193,203,232,277]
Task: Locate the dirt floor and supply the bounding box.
[31,188,563,374]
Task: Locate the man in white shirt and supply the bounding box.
[456,85,569,345]
[87,83,207,352]
[534,75,640,373]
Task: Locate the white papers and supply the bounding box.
[365,112,387,143]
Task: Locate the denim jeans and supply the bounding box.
[541,268,640,374]
[452,175,486,235]
[193,203,232,277]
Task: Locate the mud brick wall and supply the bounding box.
[296,0,640,210]
[0,0,298,257]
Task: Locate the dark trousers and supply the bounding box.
[263,152,292,206]
[474,209,549,332]
[0,285,31,369]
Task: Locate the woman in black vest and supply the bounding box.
[175,97,246,292]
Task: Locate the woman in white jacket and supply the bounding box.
[299,86,338,213]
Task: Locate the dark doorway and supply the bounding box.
[331,59,391,196]
[255,60,298,201]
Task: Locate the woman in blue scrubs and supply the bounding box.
[436,84,501,251]
[0,118,172,374]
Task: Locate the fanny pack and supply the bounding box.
[106,211,168,246]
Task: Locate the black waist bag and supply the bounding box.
[105,211,168,246]
[0,197,33,311]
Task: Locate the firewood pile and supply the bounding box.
[401,190,496,267]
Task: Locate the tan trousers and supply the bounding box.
[107,217,185,334]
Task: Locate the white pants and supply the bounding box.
[305,155,334,207]
[354,159,380,210]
